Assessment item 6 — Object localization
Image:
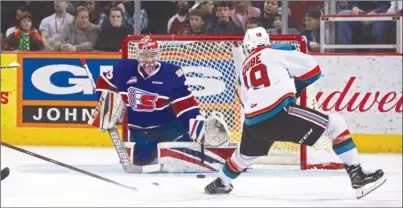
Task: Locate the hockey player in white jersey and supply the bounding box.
[204,27,386,199]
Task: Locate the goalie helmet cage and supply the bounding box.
[121,34,343,171]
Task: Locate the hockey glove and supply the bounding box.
[189,112,230,147]
[88,90,126,131]
[204,112,230,147]
[294,79,304,99]
[295,88,302,99]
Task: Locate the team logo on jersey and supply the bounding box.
[126,76,137,84]
[127,87,158,112]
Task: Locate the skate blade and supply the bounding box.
[355,175,387,199]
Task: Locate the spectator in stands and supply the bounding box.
[260,1,280,30]
[245,17,262,30]
[186,9,207,34]
[84,1,105,27]
[100,1,137,30]
[6,12,45,51]
[199,1,215,23]
[299,8,321,52]
[167,1,190,34]
[5,6,29,37]
[267,8,299,35]
[95,7,132,52]
[127,4,149,33]
[205,1,243,34]
[39,1,74,46]
[66,1,79,14]
[48,6,99,52]
[387,1,402,14]
[231,0,261,31]
[191,1,215,33]
[336,1,391,51]
[101,1,147,32]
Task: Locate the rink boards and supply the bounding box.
[0,52,401,153]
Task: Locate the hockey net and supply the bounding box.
[121,35,343,170]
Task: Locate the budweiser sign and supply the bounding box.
[312,77,402,113]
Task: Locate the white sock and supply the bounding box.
[324,114,361,166]
[219,148,256,185]
[332,129,360,166]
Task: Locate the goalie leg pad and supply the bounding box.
[127,131,159,166]
[158,142,229,173]
[124,141,162,173]
[127,121,193,166]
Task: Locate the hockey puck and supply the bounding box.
[1,167,10,181]
[197,174,206,179]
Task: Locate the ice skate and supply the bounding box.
[345,164,386,199]
[205,177,233,195]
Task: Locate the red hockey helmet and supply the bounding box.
[136,36,160,70]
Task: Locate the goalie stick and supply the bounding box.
[0,142,138,191]
[1,167,10,181]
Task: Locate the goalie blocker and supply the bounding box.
[88,90,232,173]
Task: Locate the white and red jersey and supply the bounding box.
[238,46,322,125]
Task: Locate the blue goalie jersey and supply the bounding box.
[95,59,201,132]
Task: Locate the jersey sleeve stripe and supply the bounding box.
[98,73,118,89]
[155,97,170,109]
[296,65,321,81]
[119,93,129,104]
[172,96,199,116]
[171,94,193,104]
[175,106,199,117]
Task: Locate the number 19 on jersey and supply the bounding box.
[242,54,271,90]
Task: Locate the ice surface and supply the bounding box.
[1,146,401,207]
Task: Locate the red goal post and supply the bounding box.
[121,34,343,170]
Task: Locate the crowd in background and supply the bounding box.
[0,1,402,53]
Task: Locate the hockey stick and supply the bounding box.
[0,142,138,191]
[200,143,205,163]
[80,58,157,174]
[1,62,20,69]
[107,127,143,173]
[1,167,10,181]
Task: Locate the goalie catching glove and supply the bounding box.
[88,90,126,131]
[189,112,231,147]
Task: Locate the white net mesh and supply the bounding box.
[122,35,342,170]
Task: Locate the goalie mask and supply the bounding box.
[136,36,160,75]
[243,27,271,56]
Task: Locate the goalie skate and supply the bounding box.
[345,164,387,199]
